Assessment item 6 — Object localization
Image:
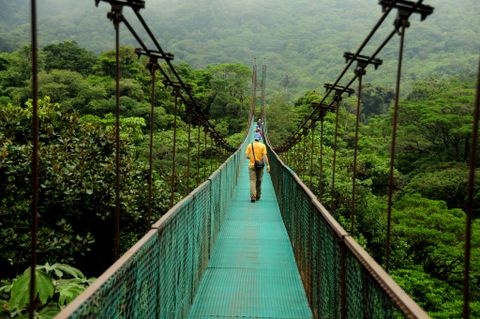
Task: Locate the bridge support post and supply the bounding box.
[145,56,158,226]
[383,0,434,275]
[170,84,182,206]
[186,102,194,193]
[385,16,407,274]
[339,239,347,319]
[309,125,315,190]
[319,119,325,201]
[343,53,382,236]
[111,3,123,261]
[29,0,40,317]
[463,59,480,319]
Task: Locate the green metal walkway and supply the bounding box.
[188,159,313,318]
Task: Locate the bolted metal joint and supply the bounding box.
[145,56,159,74]
[311,102,333,120]
[107,4,123,26]
[135,48,174,62]
[355,67,366,76]
[325,83,355,97]
[379,0,434,21]
[394,16,411,34]
[379,0,434,34]
[344,52,383,71]
[96,0,145,10]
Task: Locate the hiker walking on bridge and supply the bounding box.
[245,132,270,202]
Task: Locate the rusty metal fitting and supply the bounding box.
[96,0,145,10]
[324,83,355,97]
[344,52,383,71]
[135,48,174,62]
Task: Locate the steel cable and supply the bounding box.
[280,5,395,150]
[319,119,325,201]
[330,95,342,210]
[113,7,121,261]
[186,106,192,193]
[170,87,180,206]
[385,21,407,273]
[310,126,315,189]
[146,59,157,226]
[29,0,39,317]
[196,125,201,185]
[463,59,480,319]
[351,73,363,235]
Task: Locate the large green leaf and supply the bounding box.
[36,270,54,306]
[50,263,84,279]
[9,271,30,312]
[57,281,85,305]
[38,303,61,319]
[9,269,54,312]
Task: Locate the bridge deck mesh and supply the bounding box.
[188,162,313,319]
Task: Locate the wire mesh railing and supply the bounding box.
[55,126,253,319]
[266,140,430,319]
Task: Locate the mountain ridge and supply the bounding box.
[0,0,478,97]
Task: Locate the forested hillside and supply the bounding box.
[0,0,478,96]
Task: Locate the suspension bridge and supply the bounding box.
[19,0,479,318]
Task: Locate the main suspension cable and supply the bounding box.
[96,0,234,152]
[278,5,395,150]
[131,9,233,151]
[276,0,431,154]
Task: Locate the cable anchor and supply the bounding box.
[95,0,145,10]
[379,0,434,34]
[344,52,383,76]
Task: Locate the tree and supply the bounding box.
[43,41,96,75]
[0,263,95,318]
[92,46,142,78]
[392,194,480,292]
[361,84,394,118]
[398,77,475,167]
[0,97,170,278]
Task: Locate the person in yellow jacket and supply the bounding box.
[245,133,270,202]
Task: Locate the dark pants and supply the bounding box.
[249,167,264,199]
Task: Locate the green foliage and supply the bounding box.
[361,84,394,118]
[0,97,169,278]
[392,268,480,318]
[393,194,478,283]
[4,0,478,98]
[0,263,94,318]
[264,92,300,146]
[43,41,96,75]
[397,76,475,167]
[403,163,479,210]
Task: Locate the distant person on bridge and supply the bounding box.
[245,133,270,202]
[255,126,264,141]
[256,118,264,131]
